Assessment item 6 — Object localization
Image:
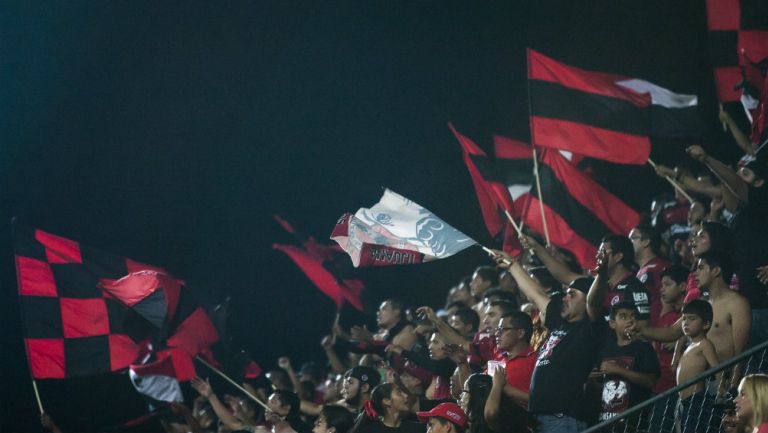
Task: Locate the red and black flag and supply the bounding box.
[14,223,219,379]
[14,224,157,378]
[527,49,704,165]
[448,123,520,237]
[519,149,640,268]
[705,0,768,104]
[274,216,364,310]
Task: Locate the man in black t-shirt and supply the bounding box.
[491,249,609,432]
[598,235,651,326]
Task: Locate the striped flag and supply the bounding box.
[527,49,704,165]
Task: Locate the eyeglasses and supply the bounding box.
[495,326,519,334]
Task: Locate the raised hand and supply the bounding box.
[277,356,292,370]
[191,377,213,398]
[350,325,374,342]
[415,306,438,323]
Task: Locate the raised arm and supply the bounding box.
[686,145,748,209]
[191,377,245,431]
[519,234,582,284]
[321,335,348,375]
[491,250,550,314]
[416,306,471,350]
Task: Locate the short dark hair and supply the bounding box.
[609,301,637,320]
[489,300,517,317]
[451,307,480,333]
[602,234,635,269]
[383,298,406,318]
[483,288,518,306]
[633,225,662,256]
[322,405,356,433]
[661,265,689,284]
[501,311,533,344]
[528,267,560,292]
[698,250,735,284]
[682,299,713,325]
[474,266,499,286]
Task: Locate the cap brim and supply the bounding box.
[416,411,432,424]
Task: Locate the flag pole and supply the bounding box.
[531,148,551,246]
[195,356,270,411]
[31,379,44,415]
[480,246,512,267]
[647,158,693,202]
[525,49,550,247]
[503,210,523,237]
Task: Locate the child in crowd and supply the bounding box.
[593,301,659,428]
[675,300,720,433]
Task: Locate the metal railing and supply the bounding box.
[581,338,768,433]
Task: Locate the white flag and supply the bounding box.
[331,189,477,267]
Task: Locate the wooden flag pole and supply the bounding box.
[531,148,551,246]
[504,210,523,237]
[647,158,694,202]
[195,356,270,411]
[31,379,44,415]
[480,246,512,267]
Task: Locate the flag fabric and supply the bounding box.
[273,243,363,310]
[274,215,365,310]
[492,135,534,209]
[14,223,219,379]
[520,149,640,268]
[331,189,477,267]
[527,49,703,165]
[449,123,518,238]
[14,224,157,379]
[705,0,768,103]
[129,348,195,403]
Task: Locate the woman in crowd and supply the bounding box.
[350,383,424,433]
[735,374,768,433]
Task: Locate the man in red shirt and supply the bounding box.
[629,225,670,325]
[491,311,537,408]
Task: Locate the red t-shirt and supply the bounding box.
[652,309,682,393]
[637,257,670,325]
[469,331,500,366]
[503,346,537,395]
[757,422,768,433]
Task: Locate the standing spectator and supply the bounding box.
[593,302,659,428]
[491,312,536,409]
[491,247,609,432]
[630,224,670,325]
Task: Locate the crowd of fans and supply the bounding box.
[40,112,768,433]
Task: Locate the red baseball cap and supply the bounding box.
[416,403,467,428]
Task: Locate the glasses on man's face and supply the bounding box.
[495,326,518,334]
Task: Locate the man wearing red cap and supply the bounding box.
[416,403,467,433]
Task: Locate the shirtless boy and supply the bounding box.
[676,300,719,433]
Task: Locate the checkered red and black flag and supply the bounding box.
[14,223,219,379]
[13,224,160,379]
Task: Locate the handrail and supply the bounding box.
[580,338,768,433]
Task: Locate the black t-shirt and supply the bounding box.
[357,421,425,433]
[597,336,660,421]
[733,186,768,308]
[603,274,651,321]
[528,297,608,420]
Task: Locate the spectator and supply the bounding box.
[491,247,608,432]
[592,302,659,427]
[491,311,536,409]
[629,224,671,325]
[416,402,467,433]
[350,383,423,433]
[341,366,381,413]
[314,405,356,433]
[735,374,768,433]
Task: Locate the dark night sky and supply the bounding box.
[0,1,732,431]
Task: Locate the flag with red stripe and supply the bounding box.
[274,216,364,310]
[527,49,703,165]
[449,123,517,238]
[520,149,640,268]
